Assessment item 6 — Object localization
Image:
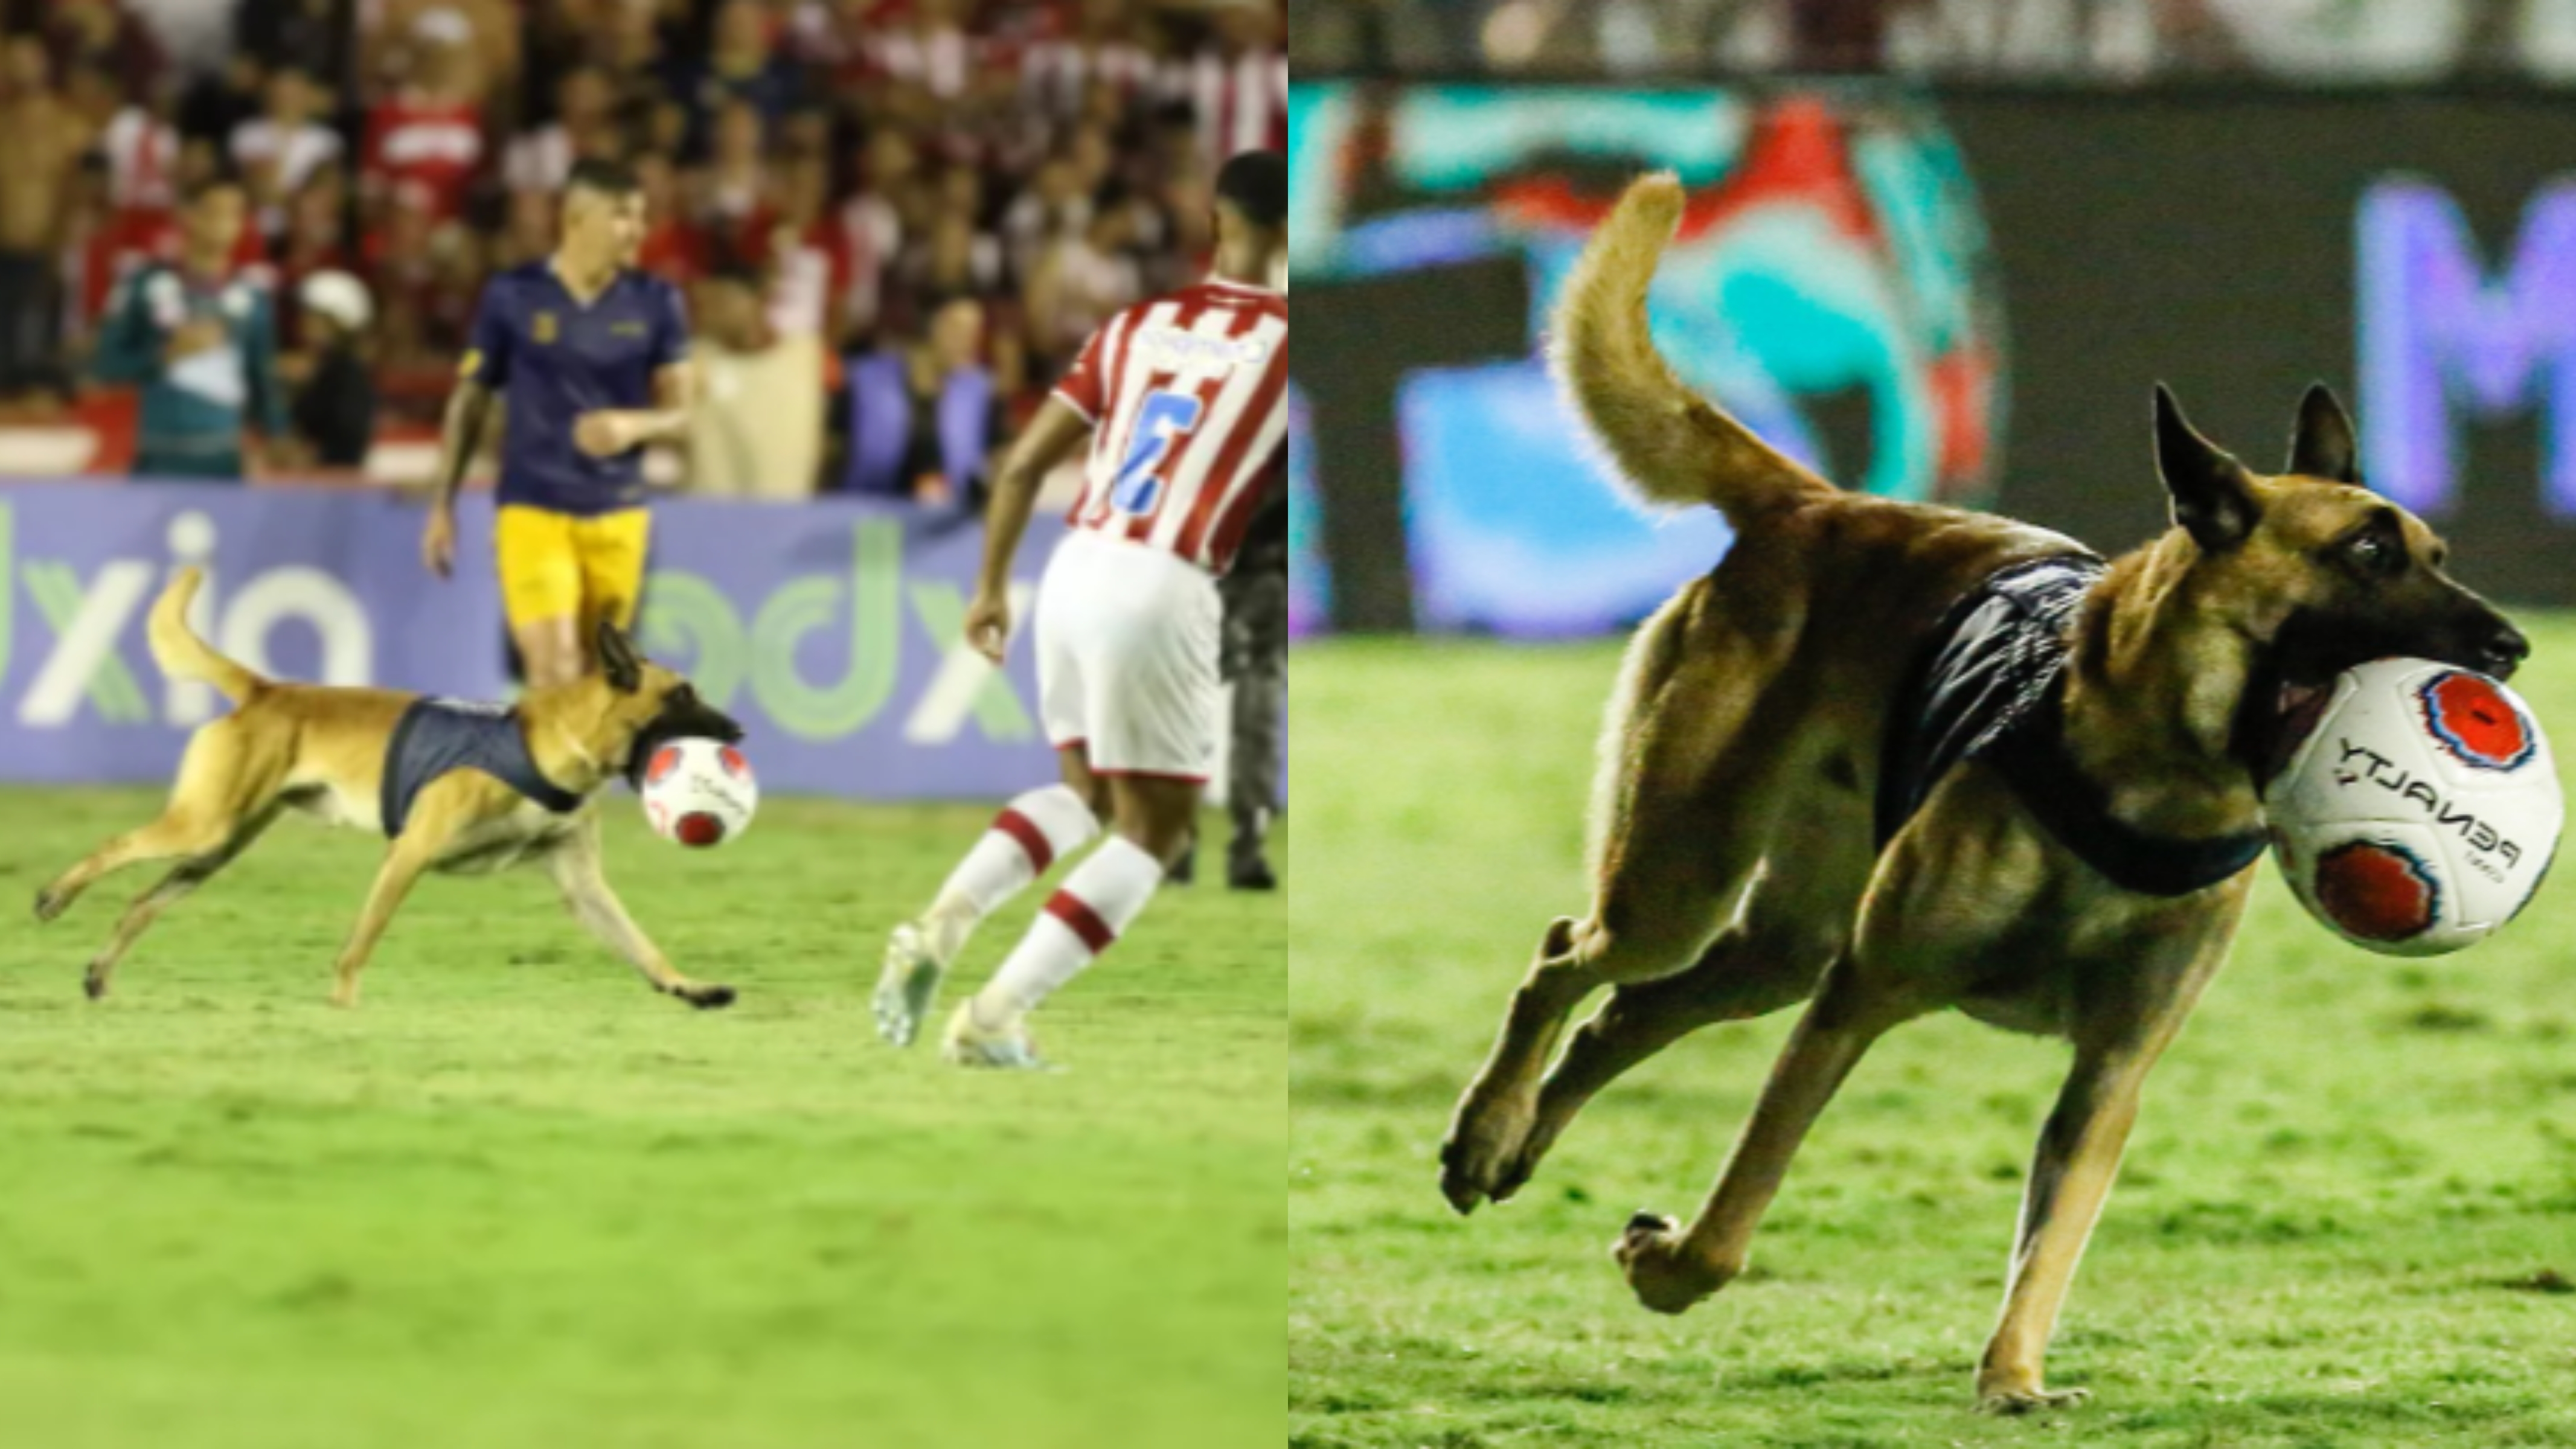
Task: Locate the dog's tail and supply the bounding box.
[1552,171,1834,523]
[148,566,264,705]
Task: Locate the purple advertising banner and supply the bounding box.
[0,481,1067,800]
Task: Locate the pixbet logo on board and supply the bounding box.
[0,503,373,729]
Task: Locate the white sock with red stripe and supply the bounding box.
[925,785,1099,961]
[975,835,1165,1021]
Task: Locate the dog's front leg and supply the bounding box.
[546,820,736,1009]
[1614,952,1926,1313]
[1976,904,2239,1415]
[1973,1045,2155,1414]
[331,837,438,1008]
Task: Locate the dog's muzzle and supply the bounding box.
[622,703,748,788]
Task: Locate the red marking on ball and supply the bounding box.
[719,746,749,778]
[2313,840,2438,941]
[674,811,726,848]
[2420,672,2533,770]
[646,745,683,784]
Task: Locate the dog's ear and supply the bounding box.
[2286,382,2360,484]
[596,619,643,694]
[2155,384,2260,554]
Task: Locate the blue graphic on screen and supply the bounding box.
[2359,178,2576,519]
[1289,84,2005,637]
[1287,382,1325,637]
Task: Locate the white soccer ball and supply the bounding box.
[2264,658,2562,956]
[638,737,759,848]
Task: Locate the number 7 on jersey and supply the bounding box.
[1109,388,1205,516]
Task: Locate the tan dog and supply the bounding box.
[1438,174,2530,1412]
[33,567,746,1010]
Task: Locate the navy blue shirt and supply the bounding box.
[380,697,585,839]
[463,263,690,516]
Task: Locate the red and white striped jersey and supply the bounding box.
[1053,277,1286,576]
[1162,48,1288,171]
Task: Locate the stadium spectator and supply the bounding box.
[833,292,1003,504]
[1023,0,1156,121]
[40,0,165,102]
[360,16,486,224]
[690,95,773,261]
[283,266,378,469]
[92,174,287,481]
[1168,0,1286,171]
[502,63,618,199]
[0,36,88,404]
[683,260,827,500]
[231,66,345,238]
[677,0,804,141]
[761,152,856,344]
[364,0,519,109]
[235,0,360,103]
[273,164,357,340]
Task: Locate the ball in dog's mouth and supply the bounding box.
[2263,680,2333,785]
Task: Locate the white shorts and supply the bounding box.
[1035,530,1223,782]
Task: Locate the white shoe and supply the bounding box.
[873,921,946,1048]
[941,999,1054,1071]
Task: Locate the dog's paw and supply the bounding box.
[1975,1384,2089,1416]
[1438,1094,1536,1215]
[33,886,66,923]
[82,966,107,1002]
[1612,1211,1732,1315]
[677,983,737,1011]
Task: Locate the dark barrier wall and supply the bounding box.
[1293,82,2576,632]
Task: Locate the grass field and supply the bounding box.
[1292,624,2576,1448]
[0,790,1283,1449]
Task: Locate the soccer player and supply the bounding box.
[419,158,693,687]
[874,150,1288,1069]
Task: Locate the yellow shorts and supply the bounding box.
[494,505,652,636]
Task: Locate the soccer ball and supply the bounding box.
[2264,658,2562,956]
[639,737,759,848]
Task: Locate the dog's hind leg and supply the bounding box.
[80,804,284,1000]
[1441,584,1808,1214]
[34,722,260,923]
[1493,802,1874,1202]
[1613,946,1929,1313]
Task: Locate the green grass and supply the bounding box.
[0,791,1283,1449]
[1290,624,2576,1448]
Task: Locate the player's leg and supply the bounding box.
[1223,566,1286,890]
[573,508,652,657]
[945,544,1219,1069]
[495,505,588,689]
[875,747,1103,1046]
[950,772,1193,1057]
[876,540,1104,1046]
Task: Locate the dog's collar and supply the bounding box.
[1879,552,2266,898]
[1985,682,2269,897]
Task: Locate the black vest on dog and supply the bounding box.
[380,697,585,839]
[1876,555,2267,898]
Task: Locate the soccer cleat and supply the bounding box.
[941,1000,1054,1071]
[873,921,946,1048]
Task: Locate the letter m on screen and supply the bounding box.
[2360,179,2576,517]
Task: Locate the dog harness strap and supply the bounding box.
[379,697,587,838]
[1984,686,2270,895]
[1878,554,2266,898]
